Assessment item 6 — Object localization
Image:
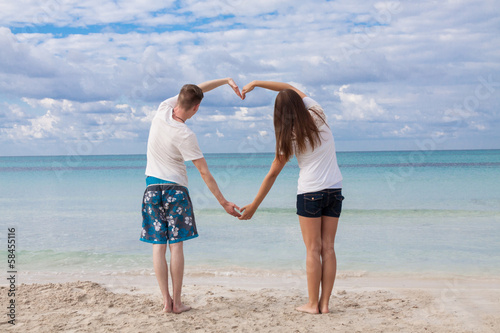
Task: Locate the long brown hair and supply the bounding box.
[274,89,322,161]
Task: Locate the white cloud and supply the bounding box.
[1,0,499,155]
[334,85,386,121]
[391,125,412,137]
[469,122,486,131]
[8,104,25,117]
[18,110,59,139]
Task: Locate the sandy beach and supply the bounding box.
[1,269,499,333]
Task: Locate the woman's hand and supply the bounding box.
[238,203,257,220]
[227,78,243,99]
[241,81,256,100]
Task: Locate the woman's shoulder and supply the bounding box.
[302,97,319,109]
[303,97,327,127]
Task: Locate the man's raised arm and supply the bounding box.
[197,78,242,99]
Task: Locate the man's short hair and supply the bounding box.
[178,84,204,110]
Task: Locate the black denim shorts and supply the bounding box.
[296,189,344,218]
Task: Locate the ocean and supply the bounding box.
[1,150,499,280]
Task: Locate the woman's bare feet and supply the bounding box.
[173,303,191,314]
[319,298,330,314]
[162,298,173,313]
[296,302,320,314]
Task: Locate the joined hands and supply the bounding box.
[222,202,256,220]
[227,78,256,101]
[238,204,256,220]
[222,200,242,218]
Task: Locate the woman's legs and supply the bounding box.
[319,216,339,314]
[297,216,322,314]
[152,244,173,312]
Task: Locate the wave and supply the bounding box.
[0,165,145,172]
[195,207,500,217]
[3,161,499,173]
[340,162,500,168]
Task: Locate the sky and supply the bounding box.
[0,0,499,156]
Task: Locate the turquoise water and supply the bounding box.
[1,150,499,276]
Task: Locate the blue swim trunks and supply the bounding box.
[140,179,198,244]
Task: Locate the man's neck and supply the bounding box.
[173,106,187,123]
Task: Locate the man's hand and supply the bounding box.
[197,78,242,99]
[228,78,243,99]
[241,81,255,100]
[238,203,257,220]
[222,200,242,218]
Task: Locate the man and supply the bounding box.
[140,78,242,313]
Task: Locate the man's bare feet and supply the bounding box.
[173,303,191,314]
[296,303,320,314]
[162,298,173,313]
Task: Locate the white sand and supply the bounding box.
[1,269,499,332]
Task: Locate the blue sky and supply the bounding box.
[1,0,499,156]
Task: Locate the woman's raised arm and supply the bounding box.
[241,80,307,99]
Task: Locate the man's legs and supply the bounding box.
[297,216,322,314]
[152,244,173,313]
[319,216,339,314]
[169,241,191,313]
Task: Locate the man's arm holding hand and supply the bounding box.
[192,157,241,217]
[197,78,242,99]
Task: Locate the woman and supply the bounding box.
[239,81,344,314]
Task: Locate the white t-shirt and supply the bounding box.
[296,97,343,194]
[145,95,204,187]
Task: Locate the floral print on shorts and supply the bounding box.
[140,184,198,244]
